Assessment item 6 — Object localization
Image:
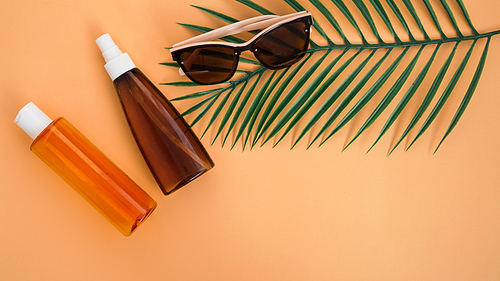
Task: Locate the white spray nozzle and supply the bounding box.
[96,33,136,81]
[96,34,123,63]
[15,102,53,140]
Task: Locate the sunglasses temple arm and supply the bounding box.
[223,13,310,36]
[172,11,310,48]
[172,15,279,48]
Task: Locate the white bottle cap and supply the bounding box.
[96,34,136,81]
[14,102,53,140]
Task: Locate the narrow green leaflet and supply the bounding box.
[284,0,332,45]
[422,0,447,38]
[170,88,225,101]
[408,40,478,150]
[369,0,401,43]
[190,5,239,24]
[175,23,246,43]
[373,45,441,154]
[251,68,291,147]
[456,0,479,35]
[161,81,205,87]
[182,93,219,117]
[253,54,312,143]
[435,37,491,152]
[236,0,273,15]
[386,0,415,41]
[344,46,426,151]
[201,87,236,138]
[402,0,431,40]
[306,48,393,148]
[261,51,332,146]
[159,62,180,68]
[319,47,411,147]
[309,0,350,44]
[225,73,263,148]
[393,42,461,152]
[190,92,222,127]
[232,71,276,150]
[212,81,249,145]
[353,0,384,43]
[290,48,375,149]
[331,0,368,44]
[439,0,463,37]
[276,48,356,148]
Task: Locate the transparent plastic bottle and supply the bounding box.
[96,34,214,195]
[15,102,157,236]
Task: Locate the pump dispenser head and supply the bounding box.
[15,102,53,140]
[96,34,136,81]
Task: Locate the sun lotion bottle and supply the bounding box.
[14,102,157,236]
[96,34,214,195]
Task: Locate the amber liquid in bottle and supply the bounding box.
[32,117,157,236]
[113,68,214,195]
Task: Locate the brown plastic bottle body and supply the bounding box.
[113,68,214,195]
[31,117,157,236]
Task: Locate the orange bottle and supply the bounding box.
[14,102,157,236]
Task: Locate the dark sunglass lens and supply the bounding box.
[177,46,238,84]
[253,20,309,69]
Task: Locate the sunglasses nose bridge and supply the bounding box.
[234,45,251,54]
[232,46,256,63]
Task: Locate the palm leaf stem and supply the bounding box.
[306,30,500,52]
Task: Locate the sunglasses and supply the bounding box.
[170,11,313,85]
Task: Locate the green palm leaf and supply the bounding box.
[163,0,500,153]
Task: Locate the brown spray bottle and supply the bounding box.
[96,34,214,195]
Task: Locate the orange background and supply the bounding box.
[1,0,499,280]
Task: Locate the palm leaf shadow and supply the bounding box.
[161,0,500,153]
